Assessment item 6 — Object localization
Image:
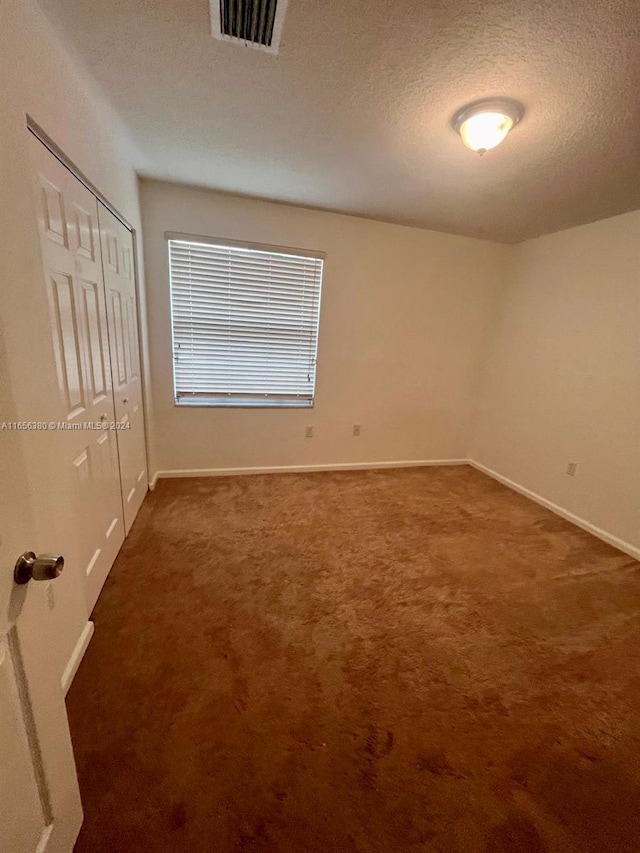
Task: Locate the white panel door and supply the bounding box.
[0,594,82,853]
[98,204,148,533]
[0,633,53,852]
[29,137,125,614]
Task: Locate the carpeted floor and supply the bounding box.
[67,466,640,852]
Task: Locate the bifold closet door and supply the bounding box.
[98,203,148,533]
[29,137,126,614]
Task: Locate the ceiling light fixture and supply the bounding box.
[452,98,524,154]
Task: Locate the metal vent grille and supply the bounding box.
[210,0,289,53]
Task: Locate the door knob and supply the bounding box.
[14,552,64,585]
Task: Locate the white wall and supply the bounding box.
[472,211,640,555]
[0,0,146,672]
[140,179,509,475]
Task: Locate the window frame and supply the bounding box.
[166,231,325,409]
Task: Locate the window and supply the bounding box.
[168,235,324,407]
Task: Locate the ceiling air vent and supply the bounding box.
[210,0,289,54]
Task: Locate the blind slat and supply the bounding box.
[169,238,323,405]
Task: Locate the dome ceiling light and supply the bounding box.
[452,98,524,154]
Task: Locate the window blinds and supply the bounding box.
[168,238,323,407]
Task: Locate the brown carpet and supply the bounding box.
[67,466,640,852]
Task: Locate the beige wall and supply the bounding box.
[472,211,640,554]
[0,0,144,669]
[139,179,509,475]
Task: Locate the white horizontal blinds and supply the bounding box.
[169,239,323,406]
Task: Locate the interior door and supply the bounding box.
[0,297,84,853]
[0,550,83,853]
[98,204,148,533]
[29,137,125,614]
[0,624,53,853]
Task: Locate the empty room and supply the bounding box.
[1,0,639,851]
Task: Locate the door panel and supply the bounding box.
[30,138,125,614]
[80,280,108,402]
[73,203,96,261]
[110,289,127,388]
[0,636,48,852]
[99,204,148,533]
[51,272,86,416]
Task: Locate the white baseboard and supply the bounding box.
[61,621,94,696]
[469,459,640,561]
[150,458,467,484]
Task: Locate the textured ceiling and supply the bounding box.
[39,0,640,242]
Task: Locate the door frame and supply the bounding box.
[26,116,152,487]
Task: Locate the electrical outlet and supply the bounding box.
[566,461,578,476]
[353,424,361,437]
[305,426,314,439]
